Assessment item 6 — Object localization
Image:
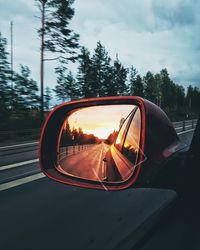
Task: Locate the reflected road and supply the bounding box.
[59,143,110,181]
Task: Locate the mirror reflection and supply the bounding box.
[57,105,142,183]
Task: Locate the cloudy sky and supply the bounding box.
[0,0,200,92]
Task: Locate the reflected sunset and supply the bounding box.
[67,105,134,139]
[57,104,142,183]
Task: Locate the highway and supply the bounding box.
[59,143,110,181]
[0,120,197,250]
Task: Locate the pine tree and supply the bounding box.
[54,66,77,101]
[110,56,128,96]
[14,65,39,109]
[35,0,79,119]
[76,47,95,98]
[186,85,200,113]
[36,0,79,61]
[0,32,11,116]
[129,67,144,97]
[174,84,185,110]
[132,74,144,97]
[144,71,157,103]
[160,68,175,108]
[44,86,52,110]
[103,63,115,96]
[67,71,79,100]
[154,73,162,106]
[92,41,111,97]
[129,66,137,95]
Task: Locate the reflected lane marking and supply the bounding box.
[92,168,108,191]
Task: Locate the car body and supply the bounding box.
[38,96,200,249]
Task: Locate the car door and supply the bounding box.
[105,107,142,182]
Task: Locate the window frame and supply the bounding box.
[114,107,141,166]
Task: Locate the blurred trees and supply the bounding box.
[111,56,128,96]
[104,130,118,145]
[76,46,95,98]
[131,74,144,97]
[0,33,11,119]
[186,85,200,114]
[44,86,52,110]
[35,0,79,120]
[35,0,79,62]
[91,41,112,97]
[54,65,77,101]
[0,32,52,131]
[0,27,199,133]
[14,65,39,109]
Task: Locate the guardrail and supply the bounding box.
[0,119,197,143]
[172,119,197,132]
[0,128,41,142]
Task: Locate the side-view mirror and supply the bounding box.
[39,96,183,190]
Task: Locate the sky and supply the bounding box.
[0,0,200,97]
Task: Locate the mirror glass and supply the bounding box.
[57,104,144,183]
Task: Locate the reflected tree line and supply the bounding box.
[104,130,118,145]
[60,123,119,147]
[60,122,100,146]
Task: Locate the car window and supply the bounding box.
[122,108,141,165]
[114,111,134,151]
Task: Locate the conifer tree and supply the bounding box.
[0,32,11,116]
[14,65,39,109]
[54,66,77,101]
[92,41,111,97]
[44,86,52,110]
[35,0,79,119]
[144,71,157,103]
[110,56,128,96]
[129,66,137,95]
[76,47,95,98]
[132,74,144,97]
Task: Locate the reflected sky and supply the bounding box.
[66,105,135,139]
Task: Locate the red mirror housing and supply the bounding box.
[39,96,183,190]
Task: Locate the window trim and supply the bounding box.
[114,106,142,166]
[114,107,137,152]
[121,107,141,165]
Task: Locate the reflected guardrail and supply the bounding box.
[58,144,97,161]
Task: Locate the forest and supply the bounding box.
[0,0,199,142]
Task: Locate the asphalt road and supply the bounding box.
[0,123,196,250]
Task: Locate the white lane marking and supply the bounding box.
[173,119,197,125]
[177,128,195,135]
[175,124,194,130]
[0,173,45,191]
[92,168,108,191]
[0,159,39,171]
[96,145,104,176]
[0,141,38,150]
[0,127,194,189]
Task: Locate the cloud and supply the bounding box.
[71,0,200,87]
[152,0,198,29]
[0,0,199,91]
